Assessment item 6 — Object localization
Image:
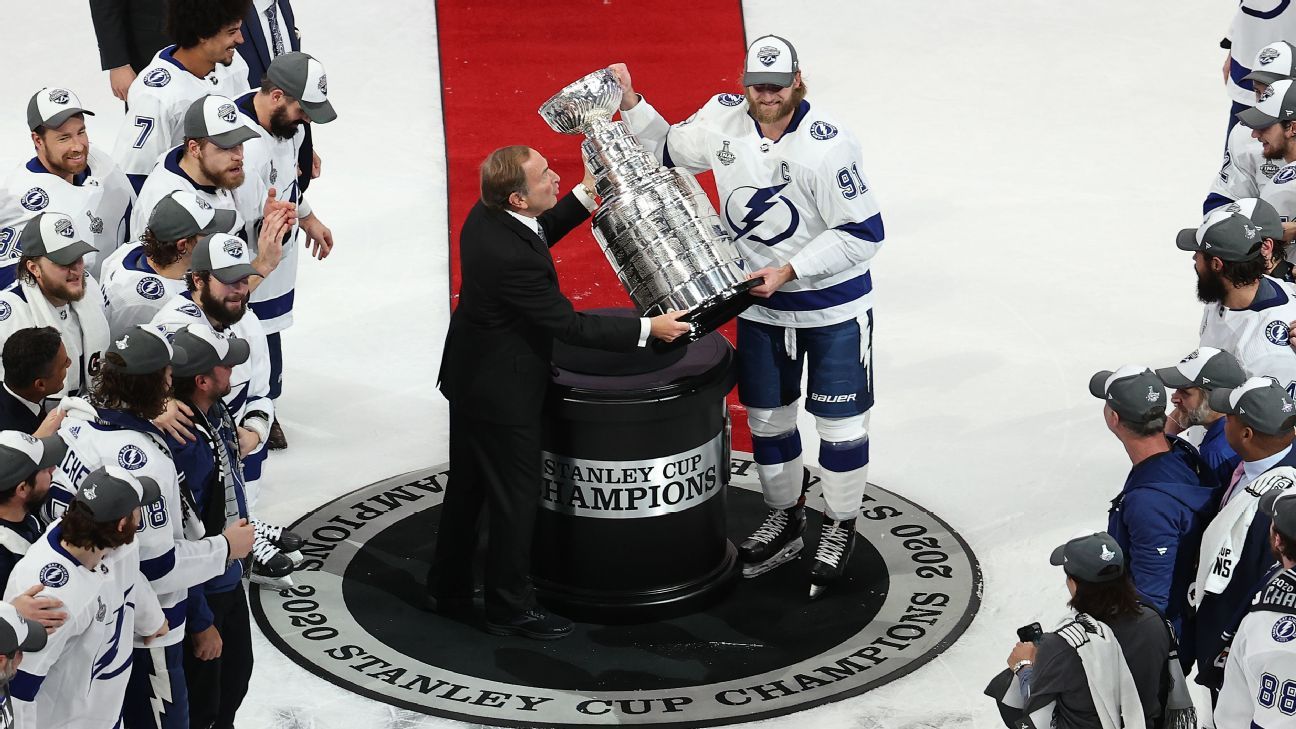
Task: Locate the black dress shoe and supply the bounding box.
[421,594,475,617]
[484,608,573,640]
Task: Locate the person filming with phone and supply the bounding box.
[984,532,1193,729]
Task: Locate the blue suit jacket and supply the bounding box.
[238,0,315,193]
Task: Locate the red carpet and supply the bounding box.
[436,0,754,448]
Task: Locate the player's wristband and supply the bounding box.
[242,413,271,443]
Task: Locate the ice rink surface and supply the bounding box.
[0,1,1242,726]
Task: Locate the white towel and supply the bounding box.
[1062,614,1146,729]
[16,276,110,397]
[1193,466,1294,607]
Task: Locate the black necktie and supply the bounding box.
[265,4,286,56]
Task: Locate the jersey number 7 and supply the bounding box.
[131,117,155,150]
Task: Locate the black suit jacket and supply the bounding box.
[0,388,42,434]
[89,0,171,73]
[439,193,641,425]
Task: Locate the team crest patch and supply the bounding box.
[717,93,744,107]
[47,88,70,105]
[117,445,147,470]
[1264,160,1282,178]
[1276,167,1296,185]
[1261,47,1283,65]
[1262,85,1278,103]
[809,121,838,140]
[1267,320,1291,345]
[136,277,166,301]
[218,103,238,124]
[20,188,48,212]
[0,301,9,323]
[223,239,244,257]
[757,45,781,67]
[1274,615,1296,643]
[53,218,74,238]
[178,302,202,318]
[252,455,980,727]
[86,211,103,235]
[39,563,68,588]
[143,68,171,88]
[318,73,328,95]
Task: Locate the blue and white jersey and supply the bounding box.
[99,243,187,340]
[622,94,884,328]
[112,46,250,191]
[1208,122,1283,215]
[1199,275,1296,397]
[130,146,245,245]
[50,399,228,648]
[0,147,133,278]
[4,522,163,729]
[0,277,110,400]
[234,92,306,334]
[1214,568,1296,729]
[1227,4,1296,107]
[151,293,275,453]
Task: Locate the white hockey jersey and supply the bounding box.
[1214,567,1296,728]
[1227,4,1296,107]
[150,293,274,455]
[234,92,307,333]
[50,398,228,648]
[0,276,110,400]
[1209,122,1283,214]
[4,521,163,729]
[99,243,187,340]
[0,148,133,278]
[621,94,884,327]
[112,46,250,190]
[130,146,246,244]
[1199,276,1296,395]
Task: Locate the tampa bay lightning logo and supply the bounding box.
[178,302,202,318]
[809,121,838,140]
[1274,615,1296,642]
[118,444,147,470]
[136,277,165,300]
[0,302,12,322]
[143,68,171,88]
[717,93,744,107]
[1267,320,1291,345]
[724,184,801,247]
[1276,166,1296,184]
[21,188,48,211]
[39,562,68,588]
[54,218,75,238]
[223,239,244,257]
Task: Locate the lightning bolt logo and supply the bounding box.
[724,184,800,247]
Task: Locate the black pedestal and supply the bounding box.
[533,311,739,624]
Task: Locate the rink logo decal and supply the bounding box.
[1267,320,1291,346]
[20,188,48,212]
[252,455,981,728]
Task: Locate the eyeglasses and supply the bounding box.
[749,84,786,93]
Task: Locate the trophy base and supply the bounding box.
[650,278,759,352]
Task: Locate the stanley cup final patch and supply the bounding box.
[251,454,981,727]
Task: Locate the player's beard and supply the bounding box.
[42,273,86,304]
[200,285,247,326]
[1196,266,1228,304]
[1179,398,1214,427]
[43,149,88,178]
[268,106,301,141]
[746,84,807,125]
[199,155,245,191]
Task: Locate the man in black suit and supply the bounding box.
[0,328,69,436]
[89,0,171,100]
[428,145,690,639]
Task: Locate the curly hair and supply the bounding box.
[141,228,189,269]
[60,500,137,551]
[166,0,251,48]
[89,353,170,421]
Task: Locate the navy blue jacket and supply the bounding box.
[236,0,315,193]
[1107,437,1221,639]
[1199,418,1241,492]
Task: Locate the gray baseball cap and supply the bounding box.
[1245,42,1296,86]
[743,35,799,87]
[26,87,94,132]
[0,430,66,493]
[267,52,336,124]
[147,191,238,243]
[73,465,162,522]
[18,212,97,266]
[1176,199,1279,262]
[190,233,259,284]
[1155,347,1248,391]
[1238,78,1296,129]
[1261,475,1296,537]
[183,95,259,149]
[1209,376,1296,435]
[1050,531,1125,583]
[171,325,250,377]
[0,601,46,654]
[105,325,187,375]
[1089,365,1167,423]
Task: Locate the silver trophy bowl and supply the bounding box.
[539,69,755,344]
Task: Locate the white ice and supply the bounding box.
[0,0,1239,726]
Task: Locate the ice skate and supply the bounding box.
[248,533,296,589]
[253,519,305,566]
[809,518,856,599]
[739,505,807,577]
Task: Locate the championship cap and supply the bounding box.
[1238,78,1296,129]
[1209,376,1296,435]
[1155,347,1248,391]
[1174,198,1279,262]
[105,325,187,375]
[190,233,259,284]
[267,52,336,124]
[1088,365,1167,423]
[170,325,250,377]
[17,212,97,266]
[147,191,238,242]
[1050,531,1125,583]
[1260,470,1296,537]
[183,95,259,149]
[743,35,799,87]
[0,430,66,493]
[26,87,94,132]
[73,465,162,522]
[0,601,46,655]
[1245,41,1296,86]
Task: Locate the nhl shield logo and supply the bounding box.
[54,218,75,238]
[757,45,781,67]
[223,239,244,258]
[716,141,736,166]
[1261,47,1282,65]
[47,88,70,105]
[218,103,238,124]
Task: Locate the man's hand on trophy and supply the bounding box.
[609,63,639,111]
[649,309,693,343]
[747,264,798,298]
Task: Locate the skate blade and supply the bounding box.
[283,549,304,567]
[809,582,828,600]
[741,537,804,578]
[248,573,295,589]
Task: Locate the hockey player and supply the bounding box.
[1206,41,1296,215]
[5,466,167,729]
[1215,483,1296,728]
[0,430,67,589]
[1223,3,1296,121]
[0,88,133,279]
[49,325,254,729]
[113,0,252,192]
[613,36,884,597]
[1177,199,1296,393]
[0,213,108,401]
[101,190,240,339]
[234,51,337,449]
[0,600,48,728]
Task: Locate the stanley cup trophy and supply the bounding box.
[539,69,756,342]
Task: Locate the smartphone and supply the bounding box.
[1017,622,1043,643]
